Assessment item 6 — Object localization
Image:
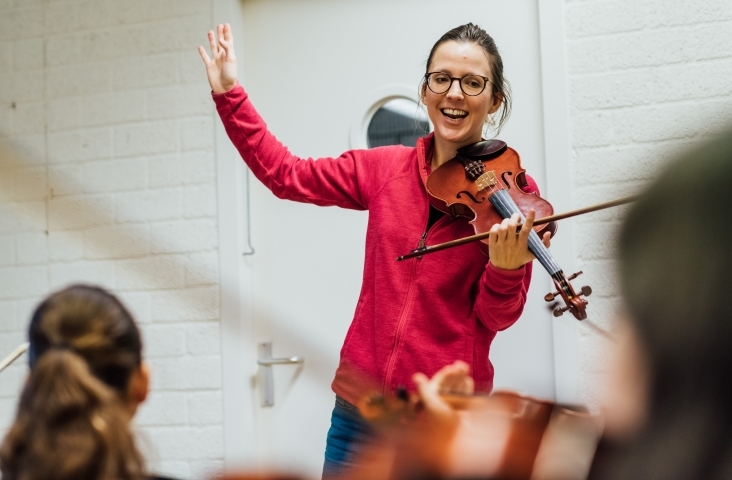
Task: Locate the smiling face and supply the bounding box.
[422,40,503,151]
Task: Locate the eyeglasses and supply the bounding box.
[424,72,493,96]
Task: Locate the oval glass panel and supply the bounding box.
[366,98,430,148]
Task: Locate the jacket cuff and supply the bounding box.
[486,262,527,278]
[211,82,245,106]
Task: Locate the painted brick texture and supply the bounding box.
[564,0,732,407]
[1,0,729,473]
[0,0,221,478]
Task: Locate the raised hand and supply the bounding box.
[413,360,474,428]
[488,209,551,270]
[198,23,238,94]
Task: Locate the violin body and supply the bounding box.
[358,389,601,480]
[425,140,591,321]
[427,140,557,255]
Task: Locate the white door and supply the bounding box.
[218,0,559,476]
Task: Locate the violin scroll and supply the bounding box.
[544,271,592,320]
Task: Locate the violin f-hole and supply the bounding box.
[456,191,485,204]
[501,171,513,189]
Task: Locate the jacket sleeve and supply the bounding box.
[212,83,378,210]
[472,173,541,331]
[474,262,533,331]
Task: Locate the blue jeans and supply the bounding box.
[322,396,373,479]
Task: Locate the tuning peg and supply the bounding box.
[553,306,569,317]
[567,271,584,281]
[580,285,592,297]
[545,291,559,302]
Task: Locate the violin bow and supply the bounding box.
[397,195,639,261]
[0,343,29,374]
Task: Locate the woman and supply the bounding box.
[199,22,549,476]
[0,285,175,480]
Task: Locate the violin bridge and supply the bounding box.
[475,171,498,191]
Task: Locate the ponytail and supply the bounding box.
[0,349,146,480]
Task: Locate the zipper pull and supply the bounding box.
[416,231,428,260]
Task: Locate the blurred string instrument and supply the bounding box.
[398,140,636,330]
[359,388,602,480]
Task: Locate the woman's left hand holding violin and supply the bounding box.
[488,209,551,270]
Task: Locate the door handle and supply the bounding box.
[257,356,304,366]
[257,342,304,407]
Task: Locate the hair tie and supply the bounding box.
[51,343,73,353]
[28,342,74,368]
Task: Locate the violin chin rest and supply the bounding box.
[457,139,507,160]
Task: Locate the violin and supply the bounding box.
[358,389,601,480]
[420,140,592,321]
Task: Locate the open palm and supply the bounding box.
[198,23,238,94]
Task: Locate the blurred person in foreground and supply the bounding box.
[0,285,178,480]
[589,127,732,479]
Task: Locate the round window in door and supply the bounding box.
[367,98,430,148]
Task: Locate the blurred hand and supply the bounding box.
[198,23,238,94]
[488,209,551,270]
[413,360,474,428]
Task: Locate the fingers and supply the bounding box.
[542,231,551,248]
[465,376,475,394]
[207,30,217,57]
[488,215,518,253]
[219,38,233,58]
[506,213,521,244]
[488,222,500,246]
[433,360,472,395]
[489,214,513,245]
[224,22,233,43]
[413,372,445,414]
[515,209,533,249]
[443,370,469,395]
[413,372,429,390]
[209,24,235,62]
[491,213,520,249]
[197,45,211,65]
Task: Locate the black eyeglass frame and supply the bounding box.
[424,72,494,97]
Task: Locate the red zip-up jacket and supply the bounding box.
[213,84,535,406]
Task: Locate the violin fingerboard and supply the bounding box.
[488,190,561,276]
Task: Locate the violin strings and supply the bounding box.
[487,188,560,275]
[485,182,585,314]
[486,183,557,272]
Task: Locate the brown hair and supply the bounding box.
[605,128,732,479]
[0,285,146,480]
[423,23,512,134]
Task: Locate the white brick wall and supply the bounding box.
[564,0,732,407]
[2,0,730,473]
[0,0,221,478]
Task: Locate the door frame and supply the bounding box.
[215,0,578,467]
[537,0,580,406]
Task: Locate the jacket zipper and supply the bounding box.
[383,215,448,392]
[416,231,428,259]
[383,233,422,393]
